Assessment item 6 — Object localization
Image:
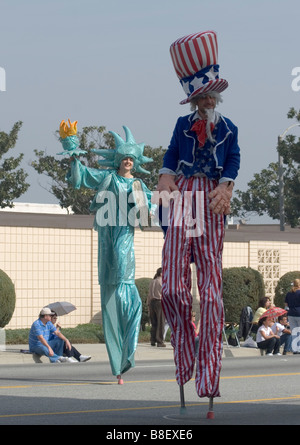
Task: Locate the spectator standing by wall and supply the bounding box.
[148,268,166,347]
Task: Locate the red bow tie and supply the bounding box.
[191,120,214,148]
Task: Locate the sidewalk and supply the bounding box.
[0,342,261,365]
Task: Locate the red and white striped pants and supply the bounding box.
[161,176,225,398]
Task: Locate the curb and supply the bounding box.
[0,342,261,365]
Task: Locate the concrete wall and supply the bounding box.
[1,213,300,329]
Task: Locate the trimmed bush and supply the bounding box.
[4,323,155,345]
[274,271,300,308]
[0,269,16,328]
[222,267,265,323]
[59,323,105,344]
[135,277,152,330]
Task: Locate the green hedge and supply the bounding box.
[0,269,16,328]
[135,268,265,326]
[135,277,151,330]
[5,323,155,345]
[274,271,300,308]
[223,267,265,323]
[136,268,265,326]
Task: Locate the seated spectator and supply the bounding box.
[271,315,292,355]
[251,297,272,333]
[256,316,280,356]
[29,307,72,363]
[51,313,91,362]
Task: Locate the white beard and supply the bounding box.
[204,108,216,143]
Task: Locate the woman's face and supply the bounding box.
[120,157,134,172]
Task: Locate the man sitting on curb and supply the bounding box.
[29,307,72,363]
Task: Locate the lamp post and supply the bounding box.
[278,123,300,231]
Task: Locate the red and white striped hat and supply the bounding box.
[170,31,228,104]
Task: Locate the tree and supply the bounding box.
[135,277,151,330]
[231,162,280,221]
[222,267,265,323]
[32,125,166,214]
[134,145,166,192]
[277,108,300,227]
[231,108,300,227]
[0,121,30,208]
[0,269,16,327]
[274,270,300,308]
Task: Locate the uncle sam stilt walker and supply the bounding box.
[58,121,154,384]
[156,31,240,418]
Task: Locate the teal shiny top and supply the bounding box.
[67,158,154,285]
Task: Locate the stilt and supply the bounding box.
[179,385,186,414]
[206,397,214,419]
[117,374,124,385]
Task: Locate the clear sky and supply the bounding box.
[1,0,299,223]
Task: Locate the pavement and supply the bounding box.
[0,341,261,365]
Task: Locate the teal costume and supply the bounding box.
[61,125,154,377]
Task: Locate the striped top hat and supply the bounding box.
[170,31,228,104]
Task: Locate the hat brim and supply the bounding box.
[180,78,228,105]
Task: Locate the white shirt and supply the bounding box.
[256,325,272,343]
[271,322,285,337]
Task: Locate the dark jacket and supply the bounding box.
[238,306,253,340]
[161,111,240,182]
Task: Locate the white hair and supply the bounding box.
[189,91,223,111]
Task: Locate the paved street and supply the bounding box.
[0,344,300,426]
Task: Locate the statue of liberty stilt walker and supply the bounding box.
[58,120,155,384]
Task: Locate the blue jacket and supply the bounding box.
[161,111,240,183]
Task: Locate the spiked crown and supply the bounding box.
[92,126,153,174]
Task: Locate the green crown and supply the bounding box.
[92,126,153,174]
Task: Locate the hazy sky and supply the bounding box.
[1,0,300,223]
